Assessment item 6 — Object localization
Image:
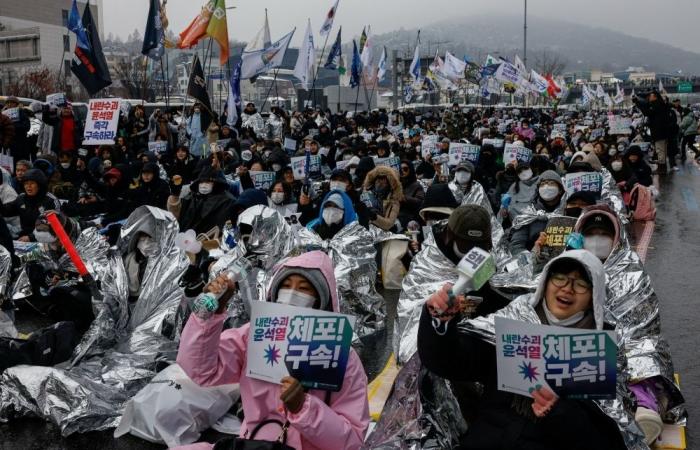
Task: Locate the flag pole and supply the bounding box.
[310,30,332,107]
[353,82,361,115]
[261,69,279,112]
[160,56,169,108]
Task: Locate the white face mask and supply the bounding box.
[60,162,71,169]
[272,164,282,172]
[349,168,356,176]
[539,185,560,202]
[608,148,617,157]
[276,288,316,308]
[563,150,573,158]
[137,236,158,256]
[518,169,533,181]
[330,181,347,192]
[270,192,285,205]
[584,234,614,260]
[198,182,214,195]
[455,171,471,185]
[611,161,623,172]
[452,242,466,258]
[34,230,56,244]
[323,207,344,225]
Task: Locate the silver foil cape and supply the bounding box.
[0,206,188,435]
[297,221,386,338]
[458,295,649,450]
[362,352,467,450]
[241,112,267,137]
[394,225,458,365]
[448,180,510,265]
[603,240,686,424]
[0,245,15,338]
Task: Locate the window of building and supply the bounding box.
[65,60,71,78]
[62,10,69,28]
[63,35,70,52]
[8,39,35,59]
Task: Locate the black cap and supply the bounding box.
[447,204,492,245]
[581,214,615,236]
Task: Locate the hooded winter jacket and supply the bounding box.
[176,251,370,450]
[363,166,403,231]
[307,190,357,240]
[418,250,626,450]
[176,168,236,235]
[0,169,61,239]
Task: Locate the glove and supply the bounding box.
[169,176,183,197]
[368,209,379,221]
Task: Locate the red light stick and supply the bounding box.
[46,211,90,277]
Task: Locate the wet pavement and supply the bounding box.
[1,169,699,448]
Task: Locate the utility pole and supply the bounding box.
[523,0,528,68]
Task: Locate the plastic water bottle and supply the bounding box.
[191,258,252,320]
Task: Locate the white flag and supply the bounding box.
[581,85,593,106]
[319,0,340,36]
[443,52,467,81]
[604,93,614,108]
[514,55,527,75]
[409,44,421,82]
[244,11,272,52]
[241,29,295,80]
[658,80,667,95]
[294,19,316,90]
[530,70,548,94]
[360,25,373,70]
[494,62,523,85]
[596,84,606,99]
[614,84,625,104]
[377,46,387,82]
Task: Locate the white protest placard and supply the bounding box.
[335,160,350,171]
[482,138,504,149]
[564,171,603,197]
[249,171,276,191]
[421,135,439,158]
[284,137,297,154]
[608,116,632,135]
[374,156,401,173]
[148,141,168,154]
[1,108,19,122]
[503,143,533,166]
[495,317,617,400]
[83,99,121,145]
[246,301,356,391]
[0,150,13,173]
[290,154,322,181]
[216,138,230,150]
[590,128,606,140]
[448,143,481,166]
[46,93,67,107]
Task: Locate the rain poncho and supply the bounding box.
[0,206,188,435]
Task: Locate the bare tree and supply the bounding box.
[534,50,568,76]
[7,66,60,99]
[113,57,155,100]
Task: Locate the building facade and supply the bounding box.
[0,0,103,94]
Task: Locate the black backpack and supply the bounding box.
[0,321,79,373]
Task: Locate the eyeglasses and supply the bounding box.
[549,273,591,294]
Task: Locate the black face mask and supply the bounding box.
[565,207,583,218]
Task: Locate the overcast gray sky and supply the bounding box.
[103,0,700,54]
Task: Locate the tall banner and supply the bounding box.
[83,99,121,145]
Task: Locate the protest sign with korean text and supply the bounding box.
[482,138,504,149]
[216,138,230,151]
[249,171,276,191]
[535,216,578,273]
[495,317,617,400]
[375,156,401,173]
[608,116,632,135]
[284,137,297,155]
[564,172,603,197]
[503,143,533,166]
[148,141,168,154]
[1,108,19,122]
[290,155,322,180]
[46,93,67,107]
[448,143,481,166]
[83,99,121,145]
[246,301,356,391]
[421,135,440,158]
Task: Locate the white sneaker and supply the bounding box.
[671,166,680,172]
[635,406,663,445]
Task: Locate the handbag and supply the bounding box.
[212,419,294,450]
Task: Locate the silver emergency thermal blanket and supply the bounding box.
[241,112,266,137]
[265,113,285,141]
[393,224,458,365]
[458,295,649,450]
[362,352,467,450]
[0,245,15,338]
[448,180,510,265]
[296,221,386,338]
[0,206,188,435]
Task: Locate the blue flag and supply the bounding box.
[226,62,242,128]
[142,0,165,60]
[350,40,361,88]
[324,27,342,70]
[68,0,91,51]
